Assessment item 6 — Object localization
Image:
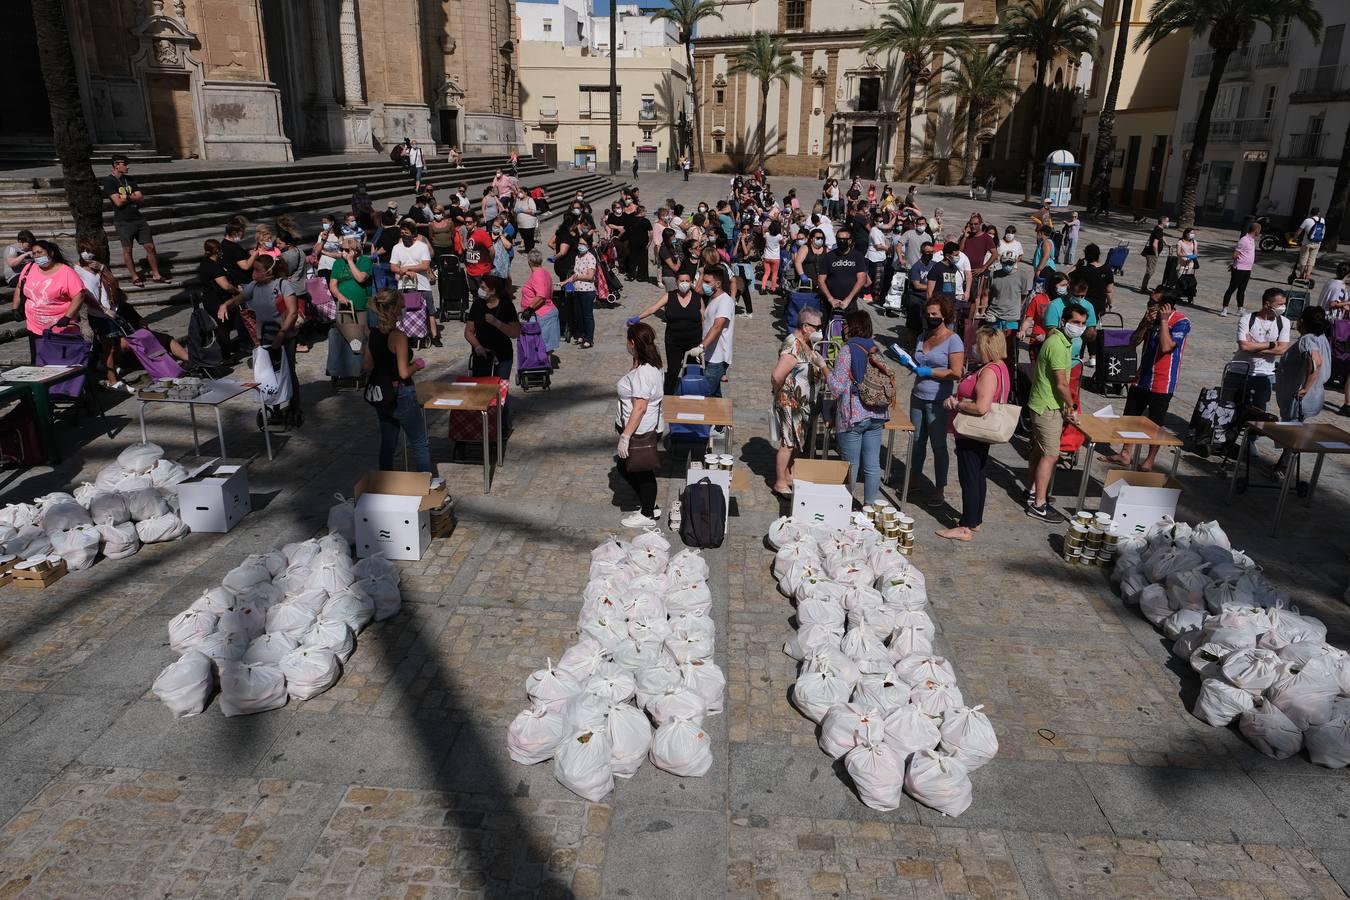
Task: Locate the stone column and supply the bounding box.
[308,0,337,104]
[335,0,371,150]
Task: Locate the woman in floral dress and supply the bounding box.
[770,306,827,494]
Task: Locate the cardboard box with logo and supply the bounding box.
[176,460,251,533]
[791,459,854,531]
[1099,469,1181,535]
[354,471,449,561]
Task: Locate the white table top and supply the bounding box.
[137,380,251,406]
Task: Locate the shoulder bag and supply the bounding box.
[952,361,1021,443]
[847,345,895,409]
[624,431,661,473]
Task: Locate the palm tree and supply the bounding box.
[31,0,107,261]
[651,0,723,173]
[1137,0,1322,227]
[994,0,1098,201]
[933,49,1018,186]
[863,0,970,179]
[1087,0,1133,216]
[728,33,803,171]
[1325,122,1350,252]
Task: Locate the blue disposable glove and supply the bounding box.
[914,365,934,377]
[626,316,641,326]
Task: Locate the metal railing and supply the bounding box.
[1255,42,1289,68]
[1181,117,1271,144]
[1192,46,1253,78]
[1295,65,1348,95]
[1284,132,1326,158]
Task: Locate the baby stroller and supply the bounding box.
[1106,243,1129,276]
[1089,312,1136,397]
[515,312,552,391]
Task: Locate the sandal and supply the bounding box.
[150,276,171,284]
[129,278,145,288]
[580,341,593,349]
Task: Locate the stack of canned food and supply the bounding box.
[1063,511,1118,566]
[859,500,916,555]
[692,453,735,472]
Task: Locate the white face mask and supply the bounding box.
[1063,322,1086,339]
[80,250,96,262]
[677,281,692,294]
[1272,305,1287,316]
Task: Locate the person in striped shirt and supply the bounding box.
[1108,291,1190,470]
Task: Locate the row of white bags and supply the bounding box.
[152,519,402,717]
[768,515,995,816]
[0,444,190,569]
[1113,518,1350,768]
[507,531,723,800]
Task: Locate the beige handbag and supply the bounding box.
[952,362,1020,444]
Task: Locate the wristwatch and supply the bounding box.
[1268,340,1276,350]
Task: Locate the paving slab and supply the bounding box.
[728,741,921,823]
[252,711,460,789]
[0,771,52,829]
[46,614,174,698]
[602,807,727,900]
[0,690,34,727]
[78,698,289,776]
[914,759,1109,833]
[1251,771,1350,849]
[0,691,134,774]
[1079,762,1302,844]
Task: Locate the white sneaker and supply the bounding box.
[1220,309,1229,317]
[621,512,658,528]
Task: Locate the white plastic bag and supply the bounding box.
[1193,677,1254,726]
[887,623,934,661]
[783,624,842,661]
[49,525,100,570]
[883,703,942,756]
[606,703,653,777]
[939,705,999,770]
[302,618,356,663]
[554,729,614,800]
[649,715,712,777]
[264,600,319,641]
[148,458,189,489]
[792,670,852,723]
[797,597,846,632]
[526,658,583,711]
[358,576,401,622]
[667,547,709,582]
[508,703,568,765]
[1266,658,1340,729]
[894,655,957,686]
[242,632,300,666]
[819,703,884,759]
[223,556,273,593]
[168,609,219,653]
[1220,648,1281,695]
[1164,569,1209,612]
[40,501,92,534]
[845,731,905,812]
[190,586,238,615]
[840,626,891,675]
[217,660,287,716]
[1303,718,1350,769]
[136,512,188,543]
[878,570,928,610]
[1238,698,1302,759]
[252,346,294,408]
[278,646,341,701]
[679,659,725,715]
[326,493,356,546]
[96,521,140,559]
[1138,584,1174,626]
[910,682,964,718]
[585,668,637,705]
[649,687,706,727]
[1161,609,1205,641]
[216,605,266,643]
[634,661,683,709]
[152,650,215,718]
[123,487,170,522]
[322,589,375,634]
[904,750,972,817]
[852,675,910,713]
[117,441,164,474]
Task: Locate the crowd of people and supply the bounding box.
[4,153,1345,535]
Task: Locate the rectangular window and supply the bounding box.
[1261,84,1277,120]
[643,129,653,141]
[578,86,619,119]
[713,137,724,153]
[715,88,726,105]
[859,77,881,112]
[1308,114,1325,135]
[640,95,656,120]
[785,0,807,30]
[542,18,552,33]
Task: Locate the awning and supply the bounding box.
[574,145,596,152]
[637,145,658,152]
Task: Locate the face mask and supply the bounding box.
[678,281,692,294]
[926,316,943,328]
[433,213,444,221]
[34,255,50,268]
[80,251,95,262]
[1004,233,1014,241]
[1063,322,1086,339]
[1000,261,1014,272]
[477,287,488,299]
[1272,305,1287,316]
[571,207,582,215]
[812,238,824,247]
[322,223,333,232]
[401,236,414,247]
[263,240,275,250]
[837,238,851,247]
[702,283,714,297]
[576,245,589,255]
[921,252,933,262]
[698,206,708,214]
[1055,285,1068,296]
[346,220,356,228]
[492,228,502,237]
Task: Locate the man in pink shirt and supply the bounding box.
[1221,220,1259,316]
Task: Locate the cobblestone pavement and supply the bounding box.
[1,171,1349,898]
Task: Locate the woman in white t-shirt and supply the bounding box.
[615,322,666,527]
[389,219,440,345]
[760,221,783,295]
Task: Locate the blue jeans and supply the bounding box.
[574,290,595,343]
[377,384,432,472]
[909,398,950,489]
[470,355,513,431]
[703,360,727,397]
[836,417,884,505]
[1246,374,1274,413]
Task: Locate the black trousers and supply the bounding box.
[955,437,990,529]
[664,334,701,395]
[1222,269,1251,309]
[519,228,536,252]
[620,456,658,516]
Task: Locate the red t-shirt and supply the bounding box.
[961,234,996,271]
[464,228,493,277]
[1026,292,1051,339]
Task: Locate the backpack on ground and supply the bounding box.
[679,478,726,549]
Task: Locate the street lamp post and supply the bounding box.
[609,4,620,175]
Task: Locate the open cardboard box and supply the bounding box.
[177,459,251,533]
[792,459,854,531]
[1099,469,1181,535]
[353,471,449,560]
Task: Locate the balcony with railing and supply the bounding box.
[1181,118,1271,144]
[1292,65,1350,100]
[1255,41,1289,68]
[1192,46,1254,79]
[1279,132,1330,163]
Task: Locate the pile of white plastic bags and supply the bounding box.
[507,530,723,801]
[152,522,402,718]
[0,442,190,573]
[1112,518,1350,768]
[768,514,996,816]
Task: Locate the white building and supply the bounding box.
[1163,2,1349,227]
[517,1,689,171]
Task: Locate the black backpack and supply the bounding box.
[679,478,726,549]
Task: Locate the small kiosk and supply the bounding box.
[1042,150,1079,209]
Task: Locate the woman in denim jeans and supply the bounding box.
[363,288,431,472]
[826,310,892,505]
[908,296,965,507]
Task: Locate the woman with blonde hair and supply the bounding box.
[363,288,431,471]
[254,224,280,258]
[937,325,1010,542]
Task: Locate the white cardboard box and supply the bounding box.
[685,466,748,518]
[1099,469,1181,535]
[354,471,449,561]
[176,460,250,533]
[792,459,854,531]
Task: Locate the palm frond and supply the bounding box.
[728,33,804,86]
[863,0,973,73]
[994,0,1100,62]
[649,0,724,42]
[1134,0,1321,51]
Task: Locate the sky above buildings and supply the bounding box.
[519,0,672,12]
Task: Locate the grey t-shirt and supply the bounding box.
[4,244,27,284]
[899,230,928,268]
[986,266,1029,322]
[1276,332,1332,419]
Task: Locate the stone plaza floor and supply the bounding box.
[0,170,1349,898]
